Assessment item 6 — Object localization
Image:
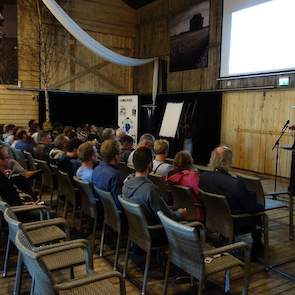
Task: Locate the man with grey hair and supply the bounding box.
[127,133,155,167]
[200,145,264,255]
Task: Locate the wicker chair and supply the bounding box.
[3,206,71,294]
[73,177,99,248]
[0,200,48,278]
[94,187,123,270]
[50,164,63,212]
[119,197,167,295]
[158,211,250,295]
[58,170,80,226]
[15,230,125,295]
[35,159,55,204]
[169,184,201,221]
[236,173,287,210]
[200,189,269,268]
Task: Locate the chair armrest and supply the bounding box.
[204,241,250,257]
[55,271,125,293]
[37,241,93,270]
[37,239,89,251]
[11,204,47,213]
[184,221,204,228]
[231,211,266,219]
[193,202,204,208]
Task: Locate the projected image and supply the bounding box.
[221,0,295,77]
[170,0,210,72]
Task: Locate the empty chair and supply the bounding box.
[35,159,55,204]
[169,184,202,221]
[94,187,123,270]
[73,177,99,248]
[3,206,70,294]
[119,197,166,295]
[0,200,47,277]
[200,189,269,267]
[158,211,250,295]
[11,148,28,170]
[14,230,126,295]
[58,170,80,226]
[236,173,287,210]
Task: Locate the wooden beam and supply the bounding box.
[51,60,109,89]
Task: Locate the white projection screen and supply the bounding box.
[160,102,184,138]
[220,0,295,77]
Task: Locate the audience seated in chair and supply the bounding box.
[48,134,69,166]
[167,150,203,221]
[199,145,264,253]
[92,139,124,210]
[2,124,15,145]
[34,130,53,161]
[127,133,155,166]
[122,147,187,225]
[0,146,37,205]
[76,141,98,182]
[57,138,82,177]
[119,134,134,164]
[102,127,115,141]
[14,129,35,155]
[152,139,173,177]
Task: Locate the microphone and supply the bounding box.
[282,120,290,131]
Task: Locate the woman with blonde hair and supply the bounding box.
[166,150,203,221]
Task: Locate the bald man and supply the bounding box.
[200,145,264,254]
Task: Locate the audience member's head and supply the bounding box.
[120,135,134,150]
[100,139,121,164]
[154,139,169,158]
[115,128,126,139]
[133,147,153,174]
[0,146,10,170]
[78,141,97,163]
[64,126,76,139]
[209,145,233,172]
[16,129,28,141]
[174,151,194,170]
[37,130,51,144]
[89,124,97,133]
[28,119,37,129]
[54,134,69,151]
[65,138,82,157]
[4,124,15,135]
[138,133,155,150]
[102,128,115,141]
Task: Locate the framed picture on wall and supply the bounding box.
[170,0,210,72]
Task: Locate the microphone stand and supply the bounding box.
[272,122,289,192]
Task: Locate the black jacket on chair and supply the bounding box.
[200,169,262,215]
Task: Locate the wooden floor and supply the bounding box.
[1,176,295,294]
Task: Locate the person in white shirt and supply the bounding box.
[127,133,155,167]
[152,139,173,177]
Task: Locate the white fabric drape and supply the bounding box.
[41,0,154,66]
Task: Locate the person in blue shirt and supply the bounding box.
[92,139,124,210]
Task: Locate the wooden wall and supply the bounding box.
[0,86,38,127]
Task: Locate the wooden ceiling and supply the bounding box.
[122,0,156,9]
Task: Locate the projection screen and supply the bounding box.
[220,0,295,78]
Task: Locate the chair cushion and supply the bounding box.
[27,226,66,245]
[41,248,86,271]
[59,279,119,295]
[205,254,243,276]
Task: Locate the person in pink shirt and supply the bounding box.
[166,150,203,221]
